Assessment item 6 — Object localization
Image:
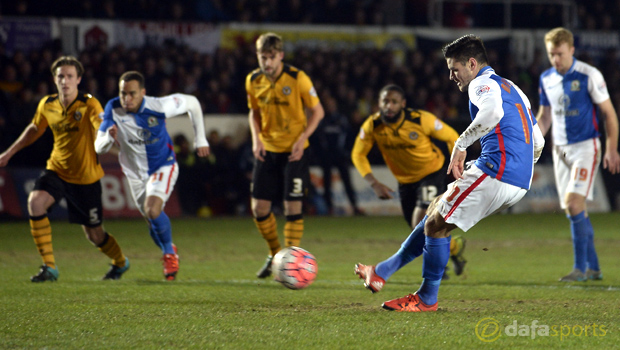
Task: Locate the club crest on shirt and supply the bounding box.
[148,116,158,127]
[409,132,419,140]
[571,80,580,91]
[74,110,82,121]
[282,86,292,95]
[475,85,491,96]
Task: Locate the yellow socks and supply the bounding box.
[97,233,127,267]
[30,215,55,269]
[284,214,303,247]
[254,213,280,256]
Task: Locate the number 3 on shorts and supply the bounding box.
[292,178,303,194]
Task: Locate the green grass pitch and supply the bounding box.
[1,213,618,349]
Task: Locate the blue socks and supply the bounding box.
[569,212,588,273]
[416,236,451,305]
[149,212,175,255]
[149,227,163,250]
[584,215,599,271]
[375,216,427,280]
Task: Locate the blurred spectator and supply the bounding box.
[173,134,208,216]
[311,96,363,216]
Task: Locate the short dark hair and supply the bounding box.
[50,56,84,77]
[119,71,145,88]
[442,34,488,66]
[379,84,406,99]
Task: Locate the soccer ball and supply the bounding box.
[272,247,318,290]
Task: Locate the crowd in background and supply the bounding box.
[2,0,620,30]
[2,1,620,214]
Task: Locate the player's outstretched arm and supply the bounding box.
[181,94,210,156]
[364,173,394,200]
[0,123,45,167]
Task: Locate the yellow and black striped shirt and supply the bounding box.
[352,108,459,184]
[32,92,104,184]
[246,64,321,153]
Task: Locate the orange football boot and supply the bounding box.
[382,293,438,312]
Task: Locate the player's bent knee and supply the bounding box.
[27,191,54,216]
[426,196,442,213]
[564,193,586,216]
[144,205,163,220]
[424,211,451,238]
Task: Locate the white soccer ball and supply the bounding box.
[272,246,318,290]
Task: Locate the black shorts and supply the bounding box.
[398,168,447,227]
[251,151,309,202]
[33,170,103,227]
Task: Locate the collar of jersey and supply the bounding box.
[476,65,494,78]
[136,97,147,113]
[382,110,406,134]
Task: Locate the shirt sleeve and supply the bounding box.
[94,101,116,154]
[87,95,104,131]
[246,73,258,110]
[422,111,459,154]
[538,77,550,107]
[160,94,209,148]
[455,79,504,150]
[351,118,375,178]
[31,97,49,130]
[297,71,320,109]
[587,66,610,104]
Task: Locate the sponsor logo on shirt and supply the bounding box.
[137,129,151,140]
[570,80,580,91]
[559,95,570,107]
[282,86,292,95]
[51,123,79,133]
[475,85,491,96]
[258,97,290,106]
[556,95,579,117]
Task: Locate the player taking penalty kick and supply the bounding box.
[357,35,545,312]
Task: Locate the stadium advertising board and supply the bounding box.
[60,19,221,54]
[0,168,182,220]
[220,24,416,51]
[0,18,53,55]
